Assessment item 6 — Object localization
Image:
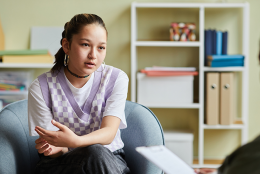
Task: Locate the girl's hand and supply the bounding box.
[35,120,80,148]
[194,168,217,174]
[35,137,66,158]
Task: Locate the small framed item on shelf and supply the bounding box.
[170,23,196,42]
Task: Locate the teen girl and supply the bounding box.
[28,14,130,174]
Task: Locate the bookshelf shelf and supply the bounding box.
[134,3,246,8]
[0,63,53,68]
[135,41,200,47]
[203,67,245,72]
[203,124,244,130]
[0,91,28,95]
[140,103,201,109]
[131,2,249,168]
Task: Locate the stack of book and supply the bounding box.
[204,29,244,67]
[0,49,54,63]
[140,66,198,76]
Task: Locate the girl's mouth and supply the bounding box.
[85,62,95,68]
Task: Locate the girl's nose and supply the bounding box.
[88,48,97,59]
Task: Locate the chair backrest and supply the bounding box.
[0,99,39,174]
[0,100,164,174]
[122,100,164,174]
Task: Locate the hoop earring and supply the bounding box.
[96,61,106,72]
[64,54,69,66]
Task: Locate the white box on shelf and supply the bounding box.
[137,73,194,106]
[164,130,194,166]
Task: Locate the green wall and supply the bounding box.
[0,0,260,160]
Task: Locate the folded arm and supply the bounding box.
[35,116,120,148]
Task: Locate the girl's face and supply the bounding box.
[64,24,107,76]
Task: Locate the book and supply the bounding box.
[140,70,198,76]
[222,31,228,55]
[212,30,217,55]
[220,73,234,125]
[0,54,54,63]
[216,31,222,55]
[136,145,195,174]
[207,60,244,67]
[208,59,244,64]
[0,49,49,56]
[205,30,213,66]
[206,73,220,125]
[207,55,244,61]
[144,67,196,71]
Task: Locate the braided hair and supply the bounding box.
[51,14,107,74]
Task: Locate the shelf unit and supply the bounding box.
[131,2,249,168]
[0,63,53,110]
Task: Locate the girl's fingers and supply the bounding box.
[51,120,65,131]
[35,127,44,135]
[35,141,47,149]
[35,126,48,134]
[35,126,55,137]
[44,147,52,156]
[38,144,49,154]
[35,137,45,144]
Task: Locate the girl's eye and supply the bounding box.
[99,47,105,50]
[82,43,89,47]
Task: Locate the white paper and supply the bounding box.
[30,26,64,56]
[144,67,196,71]
[136,145,195,174]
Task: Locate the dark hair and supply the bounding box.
[51,14,107,74]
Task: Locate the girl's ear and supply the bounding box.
[62,38,70,54]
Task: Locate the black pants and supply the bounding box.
[218,135,260,174]
[34,144,131,174]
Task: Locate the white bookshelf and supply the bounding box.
[131,2,249,168]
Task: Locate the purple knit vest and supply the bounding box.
[38,65,124,152]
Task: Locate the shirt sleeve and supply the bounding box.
[28,78,59,136]
[102,70,129,129]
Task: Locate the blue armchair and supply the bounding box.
[0,100,164,174]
